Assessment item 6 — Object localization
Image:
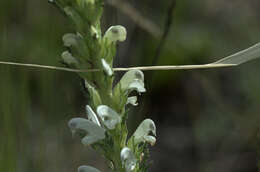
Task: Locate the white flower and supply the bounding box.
[78,165,101,172]
[126,96,138,106]
[96,105,121,129]
[104,25,127,43]
[68,118,105,145]
[114,69,146,95]
[132,119,156,146]
[61,51,79,65]
[120,147,137,172]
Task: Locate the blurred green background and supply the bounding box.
[1,0,260,171]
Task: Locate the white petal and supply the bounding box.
[101,58,113,76]
[114,69,145,95]
[96,105,121,129]
[68,118,105,145]
[133,119,156,145]
[120,147,137,172]
[104,25,127,43]
[126,96,138,106]
[63,33,79,47]
[78,165,101,172]
[61,51,79,65]
[128,79,146,94]
[144,135,156,146]
[86,105,101,126]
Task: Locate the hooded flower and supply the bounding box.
[78,165,101,172]
[104,25,127,44]
[68,118,105,145]
[96,105,121,129]
[120,147,137,172]
[132,119,156,146]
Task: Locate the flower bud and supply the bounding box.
[120,147,137,172]
[78,165,101,172]
[104,25,127,43]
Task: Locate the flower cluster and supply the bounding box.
[49,0,157,171]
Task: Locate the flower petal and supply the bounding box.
[68,118,105,145]
[96,105,121,129]
[61,51,79,65]
[104,25,127,43]
[63,33,79,47]
[132,119,156,145]
[86,105,101,126]
[120,147,137,172]
[78,165,101,172]
[126,96,138,106]
[114,69,145,95]
[101,58,113,76]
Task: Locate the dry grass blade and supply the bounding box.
[0,42,260,72]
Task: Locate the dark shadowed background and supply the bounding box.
[1,0,260,172]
